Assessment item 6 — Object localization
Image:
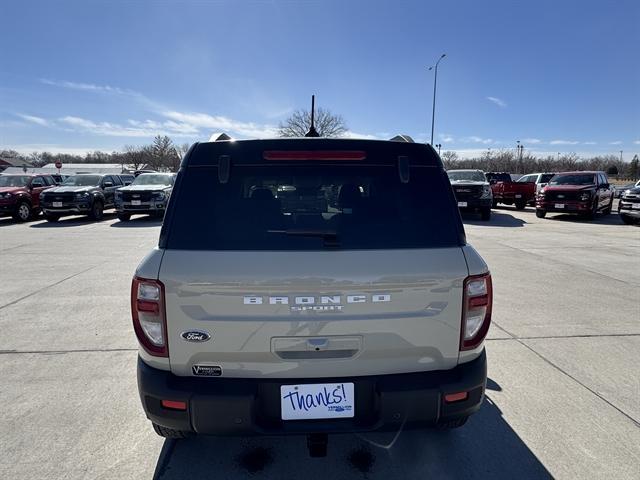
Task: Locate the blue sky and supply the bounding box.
[1,0,638,159]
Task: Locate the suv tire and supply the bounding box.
[118,213,131,222]
[13,201,32,222]
[603,199,612,215]
[480,208,491,221]
[535,209,546,218]
[90,200,104,221]
[436,416,469,430]
[152,423,189,439]
[621,214,636,225]
[584,201,598,220]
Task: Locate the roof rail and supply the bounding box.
[389,134,415,143]
[209,132,232,142]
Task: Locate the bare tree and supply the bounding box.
[278,108,347,138]
[122,145,149,171]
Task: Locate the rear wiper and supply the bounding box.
[267,229,340,247]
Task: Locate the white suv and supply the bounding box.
[517,172,556,194]
[132,136,492,456]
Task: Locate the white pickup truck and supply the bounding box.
[132,136,492,456]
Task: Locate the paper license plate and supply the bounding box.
[53,202,62,207]
[457,201,467,207]
[554,203,565,209]
[131,200,141,205]
[281,382,355,420]
[515,194,522,198]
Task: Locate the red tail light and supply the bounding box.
[263,150,366,161]
[460,273,493,351]
[131,277,168,357]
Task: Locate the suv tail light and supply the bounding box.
[131,277,168,357]
[460,273,492,351]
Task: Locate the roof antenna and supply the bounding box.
[305,95,320,137]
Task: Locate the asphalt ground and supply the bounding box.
[0,205,638,479]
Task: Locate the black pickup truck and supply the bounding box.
[40,174,124,221]
[446,169,493,220]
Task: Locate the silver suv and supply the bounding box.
[132,136,492,456]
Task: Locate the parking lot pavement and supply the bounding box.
[0,209,638,479]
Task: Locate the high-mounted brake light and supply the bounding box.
[263,151,366,161]
[460,273,493,351]
[131,277,168,357]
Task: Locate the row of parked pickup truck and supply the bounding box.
[447,169,640,224]
[0,172,174,222]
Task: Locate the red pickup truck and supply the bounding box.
[485,172,536,210]
[0,173,55,221]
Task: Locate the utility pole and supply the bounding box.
[428,53,446,145]
[620,150,623,162]
[516,141,524,173]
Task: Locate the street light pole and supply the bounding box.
[620,150,623,162]
[428,53,446,145]
[436,143,442,155]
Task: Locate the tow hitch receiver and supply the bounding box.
[307,433,328,457]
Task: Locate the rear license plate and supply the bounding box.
[555,203,565,209]
[132,200,141,205]
[457,201,467,207]
[281,382,355,420]
[515,194,522,198]
[53,202,62,207]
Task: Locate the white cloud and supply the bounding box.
[41,78,139,96]
[16,114,50,126]
[58,116,198,138]
[634,140,640,145]
[439,133,455,143]
[609,141,622,145]
[583,141,597,145]
[463,136,494,144]
[342,131,380,140]
[161,111,278,138]
[550,139,580,145]
[5,144,98,156]
[522,138,541,144]
[486,96,507,108]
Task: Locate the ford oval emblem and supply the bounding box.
[181,330,211,342]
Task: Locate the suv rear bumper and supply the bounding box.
[137,350,487,435]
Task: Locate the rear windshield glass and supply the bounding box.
[62,175,101,186]
[487,173,511,182]
[447,171,486,182]
[165,165,461,250]
[549,174,595,186]
[132,174,174,186]
[540,174,555,183]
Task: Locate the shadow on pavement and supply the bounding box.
[28,213,117,228]
[544,211,627,226]
[463,211,527,228]
[110,216,163,228]
[152,379,551,479]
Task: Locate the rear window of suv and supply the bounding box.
[165,163,462,251]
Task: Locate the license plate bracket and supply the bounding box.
[457,201,467,207]
[53,202,62,207]
[554,203,565,209]
[132,200,141,205]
